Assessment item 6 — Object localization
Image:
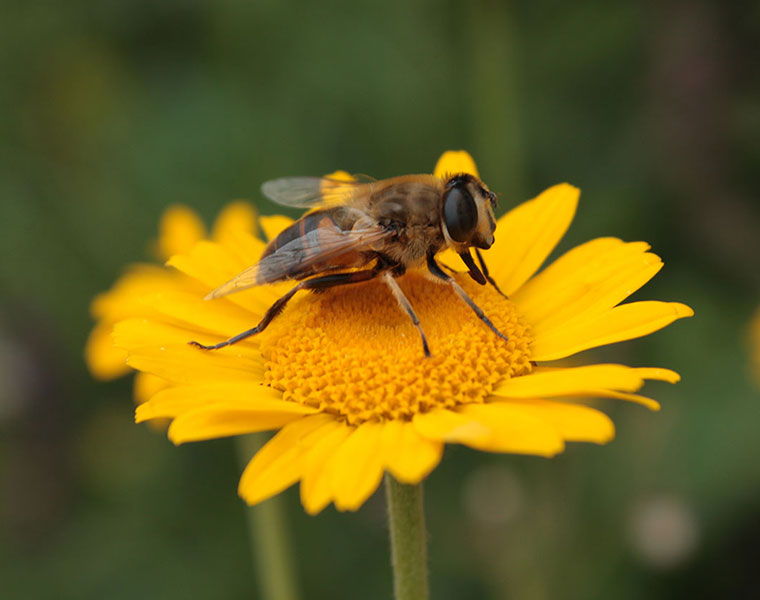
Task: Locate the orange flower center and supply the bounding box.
[260,272,534,425]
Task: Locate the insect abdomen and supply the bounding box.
[262,211,334,259]
[260,209,366,282]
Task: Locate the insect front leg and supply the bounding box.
[189,268,382,351]
[474,248,508,297]
[458,249,487,285]
[427,253,509,342]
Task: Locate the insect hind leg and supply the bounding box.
[189,268,381,351]
[189,285,302,350]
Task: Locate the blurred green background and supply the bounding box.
[2,1,759,598]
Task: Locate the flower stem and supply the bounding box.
[236,433,299,600]
[385,474,429,600]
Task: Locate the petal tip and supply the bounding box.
[637,367,682,384]
[665,371,682,384]
[543,443,566,458]
[166,422,186,446]
[675,303,695,318]
[433,150,479,179]
[555,182,581,195]
[541,182,580,205]
[598,424,616,444]
[134,404,152,423]
[237,485,258,507]
[300,489,329,515]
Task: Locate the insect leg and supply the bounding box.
[189,268,381,351]
[427,254,509,342]
[475,248,508,298]
[458,250,487,285]
[381,272,431,357]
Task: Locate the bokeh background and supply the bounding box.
[2,1,759,598]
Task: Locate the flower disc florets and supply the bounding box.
[261,272,534,425]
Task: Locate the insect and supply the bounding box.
[189,171,508,357]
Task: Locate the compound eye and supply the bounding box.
[443,185,478,243]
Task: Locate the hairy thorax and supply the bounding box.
[369,180,445,266]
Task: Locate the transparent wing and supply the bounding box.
[205,224,391,299]
[261,176,373,209]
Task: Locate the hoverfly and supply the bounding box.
[189,171,508,357]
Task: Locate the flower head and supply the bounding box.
[88,151,693,514]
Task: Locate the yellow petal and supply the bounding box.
[456,404,566,456]
[324,170,357,182]
[166,240,246,287]
[433,150,480,179]
[238,414,336,506]
[327,421,386,511]
[135,382,285,422]
[211,203,265,267]
[84,321,130,380]
[212,201,258,241]
[531,301,694,361]
[414,406,564,456]
[514,240,663,331]
[114,317,207,348]
[300,424,353,515]
[217,231,266,270]
[577,389,661,411]
[259,215,294,243]
[113,317,264,360]
[492,364,647,398]
[495,366,678,411]
[90,264,185,320]
[435,246,461,270]
[133,372,170,405]
[379,420,443,484]
[488,184,579,295]
[167,241,274,315]
[138,290,260,337]
[565,367,676,411]
[413,408,493,446]
[167,398,317,444]
[489,398,615,443]
[128,345,265,384]
[157,205,206,261]
[114,319,265,384]
[632,367,681,383]
[509,238,624,309]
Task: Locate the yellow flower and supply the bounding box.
[88,151,693,514]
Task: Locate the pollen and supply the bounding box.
[259,271,534,425]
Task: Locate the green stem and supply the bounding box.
[236,433,299,600]
[385,474,429,600]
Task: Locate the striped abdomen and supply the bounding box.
[259,208,370,282]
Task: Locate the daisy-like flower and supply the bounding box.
[89,151,692,515]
